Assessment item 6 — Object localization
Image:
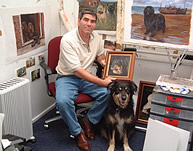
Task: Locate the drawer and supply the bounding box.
[151,103,193,120]
[152,93,193,109]
[150,114,193,133]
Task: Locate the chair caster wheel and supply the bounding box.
[44,124,49,130]
[29,136,36,143]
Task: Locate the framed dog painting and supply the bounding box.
[136,81,156,125]
[117,0,193,50]
[103,51,136,81]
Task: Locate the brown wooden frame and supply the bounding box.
[103,51,136,81]
[136,81,156,124]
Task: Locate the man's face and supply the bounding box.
[78,14,96,35]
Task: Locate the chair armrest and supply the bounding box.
[40,62,52,75]
[40,62,55,96]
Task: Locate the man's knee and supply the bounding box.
[56,96,74,109]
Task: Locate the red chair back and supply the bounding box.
[48,36,62,74]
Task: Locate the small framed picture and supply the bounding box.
[136,81,156,124]
[31,68,40,81]
[103,51,136,81]
[16,66,26,77]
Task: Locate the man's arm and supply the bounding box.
[74,68,115,87]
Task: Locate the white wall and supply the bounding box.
[0,0,62,121]
[0,0,192,122]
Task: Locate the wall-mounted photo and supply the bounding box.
[13,13,45,56]
[16,66,26,77]
[104,40,116,50]
[122,0,193,49]
[103,51,136,81]
[79,0,117,31]
[38,54,45,63]
[26,57,35,68]
[31,68,40,81]
[135,81,156,124]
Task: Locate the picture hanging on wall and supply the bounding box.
[31,68,40,81]
[26,56,35,68]
[12,13,45,56]
[16,66,26,77]
[78,0,117,31]
[117,0,193,49]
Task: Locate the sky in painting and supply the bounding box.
[101,0,117,2]
[133,0,193,9]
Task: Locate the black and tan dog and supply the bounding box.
[99,80,137,151]
[144,6,165,37]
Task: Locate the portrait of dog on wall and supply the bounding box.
[97,4,107,26]
[98,80,137,151]
[144,6,165,37]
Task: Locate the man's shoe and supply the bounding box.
[76,131,90,151]
[80,116,95,140]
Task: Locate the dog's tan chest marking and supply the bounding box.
[115,112,125,138]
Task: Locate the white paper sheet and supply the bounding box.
[143,118,190,151]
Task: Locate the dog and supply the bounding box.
[97,4,107,25]
[144,6,165,37]
[142,93,152,114]
[99,80,137,151]
[107,3,116,19]
[110,57,129,76]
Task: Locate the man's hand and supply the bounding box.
[100,59,106,67]
[103,77,116,87]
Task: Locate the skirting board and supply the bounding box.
[32,103,56,123]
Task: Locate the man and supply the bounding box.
[55,8,115,151]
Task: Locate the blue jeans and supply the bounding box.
[55,75,109,136]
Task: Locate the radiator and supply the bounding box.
[0,77,33,140]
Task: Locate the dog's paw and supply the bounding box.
[107,144,115,151]
[123,144,133,151]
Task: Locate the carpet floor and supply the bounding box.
[27,108,146,151]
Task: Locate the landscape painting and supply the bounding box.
[124,0,193,47]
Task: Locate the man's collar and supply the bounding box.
[76,28,94,44]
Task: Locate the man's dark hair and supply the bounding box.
[79,8,97,21]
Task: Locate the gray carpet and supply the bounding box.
[27,108,146,151]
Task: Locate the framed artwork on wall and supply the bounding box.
[103,51,136,81]
[78,0,118,32]
[116,0,193,51]
[135,81,156,124]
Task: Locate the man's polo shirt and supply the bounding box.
[56,28,104,75]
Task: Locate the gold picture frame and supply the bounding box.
[103,51,136,81]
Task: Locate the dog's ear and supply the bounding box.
[128,81,137,94]
[107,80,117,91]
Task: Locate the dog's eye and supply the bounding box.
[125,87,128,90]
[119,88,122,91]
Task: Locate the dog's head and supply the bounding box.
[144,6,154,16]
[107,3,115,14]
[111,64,123,75]
[97,4,105,14]
[108,81,137,109]
[110,58,128,75]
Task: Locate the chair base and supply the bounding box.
[44,101,95,129]
[44,115,62,129]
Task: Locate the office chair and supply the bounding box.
[40,36,95,129]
